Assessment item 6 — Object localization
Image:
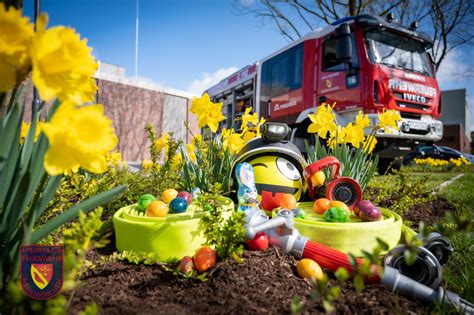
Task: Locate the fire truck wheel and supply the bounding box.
[377,157,402,175]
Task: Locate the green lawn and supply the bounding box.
[437,173,474,303]
[370,170,474,309]
[369,172,459,192]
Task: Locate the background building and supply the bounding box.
[94,62,200,162]
[437,89,471,152]
[21,62,200,162]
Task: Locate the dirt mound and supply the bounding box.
[67,248,425,314]
[401,196,456,228]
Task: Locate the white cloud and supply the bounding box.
[436,49,470,87]
[187,66,239,95]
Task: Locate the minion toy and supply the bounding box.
[233,123,307,212]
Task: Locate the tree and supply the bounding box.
[233,0,474,72]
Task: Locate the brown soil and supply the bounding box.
[67,247,425,315]
[66,192,458,314]
[401,196,456,229]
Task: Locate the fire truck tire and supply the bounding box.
[377,157,402,175]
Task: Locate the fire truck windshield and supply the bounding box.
[364,30,434,77]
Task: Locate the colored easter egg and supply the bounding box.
[296,259,324,281]
[313,198,331,215]
[193,247,216,272]
[137,194,156,212]
[310,171,326,186]
[293,208,306,219]
[329,200,350,212]
[178,256,195,275]
[162,189,179,204]
[323,207,350,223]
[170,197,188,213]
[280,193,297,210]
[177,191,192,205]
[146,200,169,217]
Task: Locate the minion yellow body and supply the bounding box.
[250,155,303,211]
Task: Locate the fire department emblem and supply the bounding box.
[20,245,64,300]
[326,79,332,88]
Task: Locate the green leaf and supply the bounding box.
[290,296,302,314]
[403,248,418,266]
[348,253,358,268]
[30,185,126,244]
[18,109,38,178]
[376,238,390,251]
[322,300,335,313]
[328,285,341,300]
[27,175,62,231]
[334,267,350,282]
[353,274,365,292]
[0,99,22,164]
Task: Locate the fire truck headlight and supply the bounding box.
[433,122,443,135]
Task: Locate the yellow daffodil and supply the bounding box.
[141,160,153,172]
[40,101,118,175]
[362,135,377,153]
[355,111,370,129]
[221,127,232,141]
[192,134,202,146]
[197,103,225,132]
[242,129,257,143]
[30,14,98,104]
[0,3,34,92]
[154,133,169,154]
[224,133,245,154]
[186,143,197,162]
[191,93,212,116]
[327,125,346,148]
[343,123,365,148]
[378,110,401,132]
[450,158,462,167]
[107,151,122,167]
[307,104,337,139]
[255,117,266,137]
[241,107,259,130]
[20,121,41,144]
[191,94,225,132]
[172,154,182,168]
[63,165,79,176]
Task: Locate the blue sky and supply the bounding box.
[23,0,473,127]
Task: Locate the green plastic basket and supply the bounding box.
[273,202,403,256]
[113,197,234,261]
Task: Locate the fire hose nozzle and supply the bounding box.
[382,267,474,314]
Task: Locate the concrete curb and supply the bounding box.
[431,173,465,195]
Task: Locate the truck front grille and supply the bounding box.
[396,101,431,112]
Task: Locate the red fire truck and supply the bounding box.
[206,14,443,171]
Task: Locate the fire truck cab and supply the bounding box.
[206,15,443,171]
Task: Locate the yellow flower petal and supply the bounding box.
[30,22,98,103]
[41,101,118,175]
[0,3,34,92]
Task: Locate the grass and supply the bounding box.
[369,171,458,192]
[437,173,474,303]
[369,169,473,309]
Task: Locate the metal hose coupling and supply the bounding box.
[382,267,474,314]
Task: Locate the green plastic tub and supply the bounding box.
[273,202,403,256]
[113,197,234,261]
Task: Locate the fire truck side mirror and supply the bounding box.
[335,23,352,65]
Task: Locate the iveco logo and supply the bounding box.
[403,93,427,103]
